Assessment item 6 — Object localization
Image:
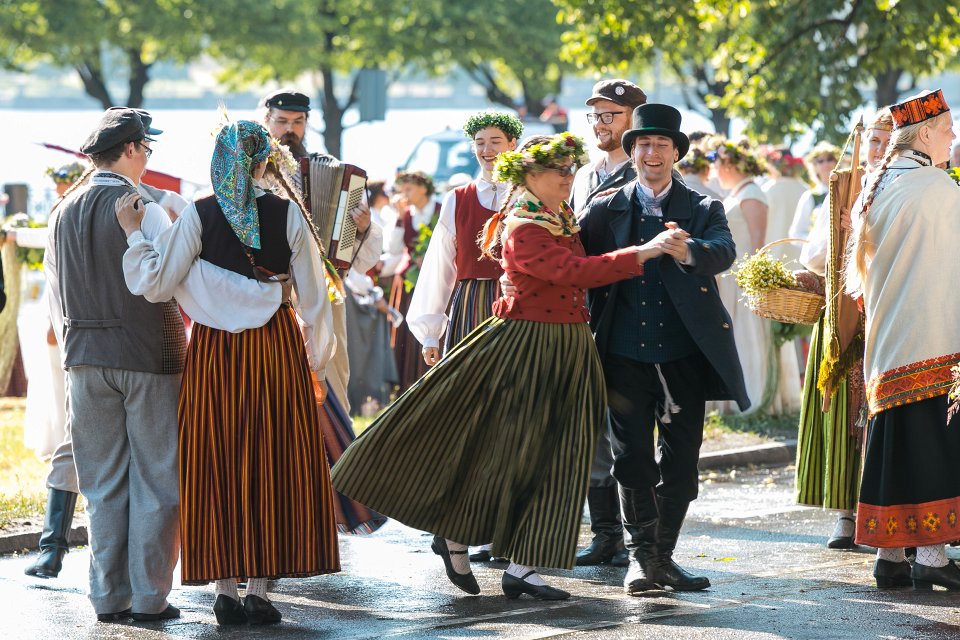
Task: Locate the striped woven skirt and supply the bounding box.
[332,317,605,569]
[178,307,340,584]
[794,318,862,511]
[317,385,387,535]
[442,278,500,354]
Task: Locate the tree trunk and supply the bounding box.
[873,68,903,109]
[75,58,113,109]
[711,109,732,137]
[125,48,152,108]
[320,66,344,158]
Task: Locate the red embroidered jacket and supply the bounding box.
[492,223,642,323]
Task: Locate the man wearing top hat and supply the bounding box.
[44,108,187,622]
[571,78,647,569]
[260,89,382,411]
[578,103,748,594]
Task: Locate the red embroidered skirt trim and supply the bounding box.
[866,352,960,416]
[856,496,960,548]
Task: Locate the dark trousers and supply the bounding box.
[604,352,708,503]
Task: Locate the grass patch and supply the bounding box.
[0,398,50,528]
[703,410,799,441]
[351,414,377,437]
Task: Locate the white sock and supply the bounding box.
[877,547,906,563]
[506,562,546,586]
[915,544,949,568]
[831,511,855,538]
[478,543,493,552]
[246,577,269,600]
[215,578,239,601]
[446,540,472,575]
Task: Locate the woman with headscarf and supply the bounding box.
[117,120,339,624]
[333,133,668,601]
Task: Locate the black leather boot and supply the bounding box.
[648,497,710,591]
[576,485,626,566]
[25,489,78,579]
[619,486,659,594]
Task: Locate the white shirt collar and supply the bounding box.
[637,181,672,199]
[90,170,137,189]
[476,177,500,194]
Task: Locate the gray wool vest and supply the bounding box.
[52,181,186,374]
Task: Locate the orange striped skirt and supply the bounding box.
[178,307,339,584]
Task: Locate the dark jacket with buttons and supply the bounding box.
[579,178,750,410]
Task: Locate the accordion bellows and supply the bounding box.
[300,155,367,269]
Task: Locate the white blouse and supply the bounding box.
[122,197,335,377]
[407,179,506,350]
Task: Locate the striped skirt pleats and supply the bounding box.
[332,317,605,569]
[178,307,339,584]
[316,385,387,535]
[442,278,500,353]
[794,317,861,510]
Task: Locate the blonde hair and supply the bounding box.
[845,111,952,295]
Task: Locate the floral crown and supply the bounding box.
[45,162,87,184]
[395,170,435,195]
[706,138,767,177]
[678,144,711,175]
[493,132,589,184]
[762,147,806,179]
[463,111,524,141]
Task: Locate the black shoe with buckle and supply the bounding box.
[501,571,570,600]
[432,536,481,595]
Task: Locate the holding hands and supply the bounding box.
[635,221,690,265]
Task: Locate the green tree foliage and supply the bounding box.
[0,0,205,108]
[557,0,960,143]
[420,0,572,116]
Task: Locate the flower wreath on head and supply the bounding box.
[707,138,767,177]
[45,162,87,185]
[493,132,590,184]
[463,111,524,141]
[395,170,435,196]
[678,144,712,175]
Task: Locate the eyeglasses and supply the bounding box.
[586,111,624,125]
[136,141,153,159]
[549,164,577,176]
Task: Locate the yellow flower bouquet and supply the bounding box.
[731,239,825,324]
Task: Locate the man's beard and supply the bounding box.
[596,128,628,153]
[280,132,308,159]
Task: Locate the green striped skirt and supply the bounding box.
[442,279,500,354]
[795,317,861,510]
[332,317,605,569]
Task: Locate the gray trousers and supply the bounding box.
[46,373,79,493]
[69,366,180,615]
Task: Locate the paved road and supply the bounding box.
[3,464,959,639]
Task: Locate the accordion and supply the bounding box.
[299,154,367,269]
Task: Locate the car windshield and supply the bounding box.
[404,138,479,184]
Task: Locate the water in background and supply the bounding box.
[0,107,714,219]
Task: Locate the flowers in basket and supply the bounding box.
[731,248,797,307]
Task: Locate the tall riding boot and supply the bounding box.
[576,485,625,566]
[648,496,710,591]
[24,489,78,579]
[619,486,660,594]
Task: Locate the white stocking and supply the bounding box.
[246,577,270,600]
[446,540,472,575]
[215,578,239,601]
[506,562,546,586]
[915,544,949,568]
[876,547,905,563]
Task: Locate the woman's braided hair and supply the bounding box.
[844,111,952,295]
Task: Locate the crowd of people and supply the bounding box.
[8,77,960,627]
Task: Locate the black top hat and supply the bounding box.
[262,89,311,112]
[621,104,689,159]
[80,108,152,155]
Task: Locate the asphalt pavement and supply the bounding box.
[3,463,959,639]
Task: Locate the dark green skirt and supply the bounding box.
[795,318,861,510]
[331,317,605,569]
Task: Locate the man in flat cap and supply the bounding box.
[260,89,382,412]
[44,108,187,622]
[571,78,647,568]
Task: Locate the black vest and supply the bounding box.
[608,200,699,364]
[194,193,292,278]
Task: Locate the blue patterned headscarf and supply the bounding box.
[211,120,272,248]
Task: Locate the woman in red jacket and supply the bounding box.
[332,133,684,600]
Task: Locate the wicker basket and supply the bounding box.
[744,238,825,325]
